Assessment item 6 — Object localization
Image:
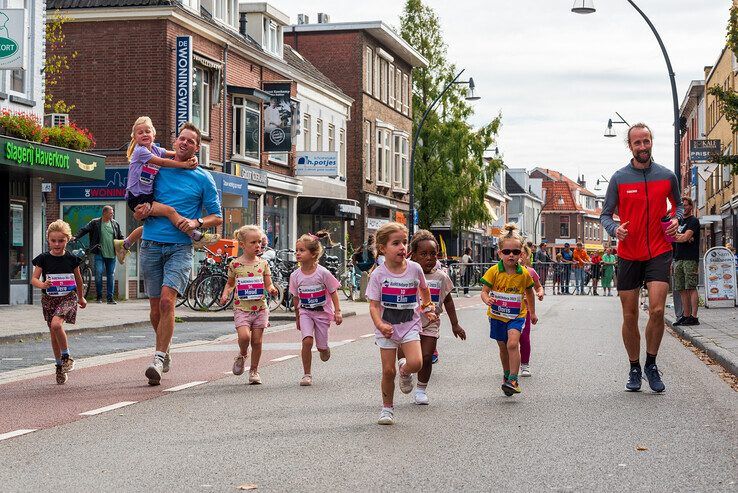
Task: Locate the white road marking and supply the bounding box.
[44,358,56,361]
[0,429,37,441]
[360,333,375,338]
[129,335,146,339]
[80,401,137,416]
[271,355,298,362]
[95,335,114,339]
[2,358,23,361]
[163,381,207,392]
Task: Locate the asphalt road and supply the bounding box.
[0,296,735,492]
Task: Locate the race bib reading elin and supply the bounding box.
[380,278,418,310]
[237,276,265,301]
[427,279,442,303]
[139,163,160,185]
[298,284,327,308]
[46,274,76,297]
[490,291,522,319]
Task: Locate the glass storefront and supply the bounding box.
[9,200,28,282]
[264,192,290,251]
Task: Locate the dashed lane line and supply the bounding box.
[360,333,375,338]
[271,355,298,362]
[2,358,23,361]
[0,429,37,441]
[79,401,137,416]
[163,381,208,392]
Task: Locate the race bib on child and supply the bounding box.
[380,278,418,310]
[489,291,522,320]
[46,274,76,297]
[139,163,160,186]
[236,276,265,301]
[298,284,327,309]
[427,279,442,303]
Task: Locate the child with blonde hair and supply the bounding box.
[480,223,537,396]
[289,232,343,386]
[519,243,544,377]
[31,220,87,384]
[115,117,219,263]
[220,225,279,384]
[366,222,437,424]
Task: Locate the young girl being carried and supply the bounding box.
[289,232,343,387]
[480,223,537,396]
[519,243,545,378]
[114,117,220,263]
[405,229,466,405]
[366,222,437,425]
[31,220,88,385]
[220,225,279,385]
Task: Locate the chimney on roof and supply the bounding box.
[297,13,309,25]
[317,13,330,23]
[577,175,586,188]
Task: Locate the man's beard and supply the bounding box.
[634,149,651,164]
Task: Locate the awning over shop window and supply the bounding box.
[227,85,273,103]
[209,170,248,207]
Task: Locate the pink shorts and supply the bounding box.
[299,311,331,350]
[419,321,440,339]
[234,309,269,330]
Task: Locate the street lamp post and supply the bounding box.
[409,68,480,237]
[604,112,630,138]
[572,0,681,185]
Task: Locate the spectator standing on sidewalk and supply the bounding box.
[460,247,473,297]
[672,197,700,326]
[572,242,590,295]
[534,242,552,292]
[590,250,602,296]
[72,205,124,304]
[560,243,573,294]
[601,247,616,296]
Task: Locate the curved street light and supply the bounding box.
[572,0,681,185]
[409,68,481,236]
[604,112,630,138]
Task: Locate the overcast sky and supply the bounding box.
[277,0,731,190]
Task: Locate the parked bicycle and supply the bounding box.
[66,240,94,298]
[178,246,234,311]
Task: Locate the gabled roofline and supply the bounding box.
[679,79,705,117]
[287,21,429,68]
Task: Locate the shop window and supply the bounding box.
[264,193,290,251]
[560,216,570,238]
[232,97,260,161]
[193,67,211,136]
[9,201,27,282]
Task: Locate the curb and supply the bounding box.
[666,318,738,378]
[0,310,358,345]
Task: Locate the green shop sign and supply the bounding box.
[0,37,18,59]
[0,135,105,181]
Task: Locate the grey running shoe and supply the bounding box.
[626,367,642,392]
[377,408,394,425]
[232,355,246,375]
[644,363,665,392]
[146,358,164,386]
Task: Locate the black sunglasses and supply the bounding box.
[501,249,521,256]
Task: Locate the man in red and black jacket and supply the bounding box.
[600,123,682,394]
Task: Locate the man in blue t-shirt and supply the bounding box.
[134,123,222,385]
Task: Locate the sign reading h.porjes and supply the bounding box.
[175,36,193,131]
[0,10,26,70]
[295,151,339,177]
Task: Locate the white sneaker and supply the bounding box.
[520,364,531,377]
[163,352,171,373]
[145,358,164,386]
[377,408,394,425]
[414,390,429,405]
[464,294,471,298]
[398,358,414,394]
[248,369,262,385]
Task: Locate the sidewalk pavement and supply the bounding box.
[665,294,738,377]
[0,298,371,344]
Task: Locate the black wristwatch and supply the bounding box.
[197,218,204,227]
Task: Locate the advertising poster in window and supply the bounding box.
[11,203,23,246]
[262,82,299,152]
[704,247,737,308]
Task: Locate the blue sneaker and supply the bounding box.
[644,363,665,392]
[626,367,642,391]
[431,350,438,364]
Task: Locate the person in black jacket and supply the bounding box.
[72,205,124,304]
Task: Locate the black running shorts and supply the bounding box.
[616,251,672,291]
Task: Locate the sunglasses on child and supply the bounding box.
[501,249,522,256]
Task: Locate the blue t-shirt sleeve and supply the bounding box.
[201,172,222,217]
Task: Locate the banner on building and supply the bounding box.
[689,139,721,163]
[703,247,737,308]
[175,36,193,132]
[262,82,299,152]
[295,151,338,176]
[0,9,25,70]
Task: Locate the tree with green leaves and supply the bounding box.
[400,0,503,232]
[708,4,738,174]
[44,11,78,114]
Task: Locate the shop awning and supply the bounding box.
[584,243,604,252]
[1,135,105,181]
[297,196,361,219]
[209,170,248,207]
[227,85,273,103]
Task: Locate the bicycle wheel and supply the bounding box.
[341,273,355,300]
[176,284,189,307]
[266,283,284,312]
[194,274,229,312]
[82,265,93,298]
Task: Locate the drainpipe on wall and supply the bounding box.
[222,43,228,172]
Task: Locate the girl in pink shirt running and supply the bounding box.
[520,243,544,377]
[366,222,437,425]
[289,232,343,387]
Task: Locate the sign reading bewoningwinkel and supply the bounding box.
[175,36,193,132]
[0,10,26,70]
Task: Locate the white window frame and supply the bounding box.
[401,135,409,190]
[339,127,346,178]
[374,52,380,96]
[7,0,31,98]
[393,134,401,188]
[364,120,372,181]
[402,73,409,115]
[193,66,211,136]
[316,119,323,152]
[376,127,391,187]
[394,68,402,111]
[365,47,373,95]
[303,114,311,151]
[380,59,388,104]
[560,216,570,238]
[263,18,281,56]
[389,63,395,108]
[232,97,261,162]
[328,123,335,152]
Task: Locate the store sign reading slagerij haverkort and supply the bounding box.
[295,151,339,177]
[0,10,25,70]
[1,136,105,181]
